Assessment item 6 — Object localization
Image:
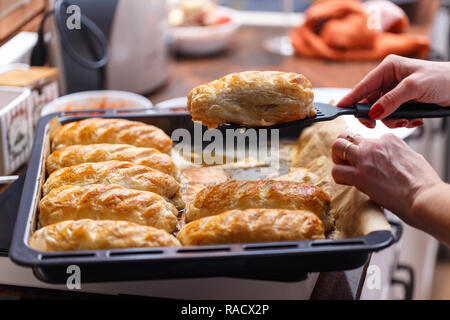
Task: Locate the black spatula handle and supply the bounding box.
[354,102,450,119]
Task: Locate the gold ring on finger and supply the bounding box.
[342,141,353,162]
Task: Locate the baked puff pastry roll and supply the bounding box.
[46,143,180,180]
[43,160,185,210]
[51,118,172,153]
[39,185,178,232]
[30,219,181,252]
[187,71,316,129]
[177,208,325,245]
[186,180,333,232]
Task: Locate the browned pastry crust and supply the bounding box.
[177,208,325,245]
[30,219,181,252]
[186,180,333,232]
[46,144,180,180]
[39,184,178,232]
[187,71,316,129]
[43,160,185,210]
[50,118,172,153]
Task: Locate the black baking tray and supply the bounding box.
[9,109,403,284]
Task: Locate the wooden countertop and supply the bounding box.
[0,0,439,300]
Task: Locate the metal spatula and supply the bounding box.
[227,102,450,129]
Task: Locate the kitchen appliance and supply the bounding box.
[34,0,169,94]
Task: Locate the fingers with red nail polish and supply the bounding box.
[382,119,408,128]
[340,55,450,132]
[358,119,376,128]
[396,121,408,128]
[409,119,424,128]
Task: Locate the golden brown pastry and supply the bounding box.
[51,118,172,153]
[30,219,181,252]
[177,208,325,245]
[186,180,333,232]
[39,184,178,232]
[187,71,316,129]
[46,144,180,180]
[43,160,184,210]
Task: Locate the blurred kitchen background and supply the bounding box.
[0,0,449,299]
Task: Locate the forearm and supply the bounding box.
[411,182,450,246]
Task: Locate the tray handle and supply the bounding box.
[57,107,152,117]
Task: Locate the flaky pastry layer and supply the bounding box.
[51,118,172,153]
[43,160,184,210]
[46,144,180,180]
[39,184,178,232]
[187,71,316,128]
[30,219,180,252]
[178,208,325,245]
[186,180,333,232]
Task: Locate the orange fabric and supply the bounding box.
[290,0,429,60]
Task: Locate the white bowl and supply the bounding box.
[170,6,240,56]
[41,90,152,116]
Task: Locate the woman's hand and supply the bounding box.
[338,54,450,129]
[331,131,443,229]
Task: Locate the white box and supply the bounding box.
[0,86,32,175]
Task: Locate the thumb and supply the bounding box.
[369,75,418,119]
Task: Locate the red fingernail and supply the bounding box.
[412,120,423,126]
[369,103,384,119]
[396,121,407,128]
[364,122,375,128]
